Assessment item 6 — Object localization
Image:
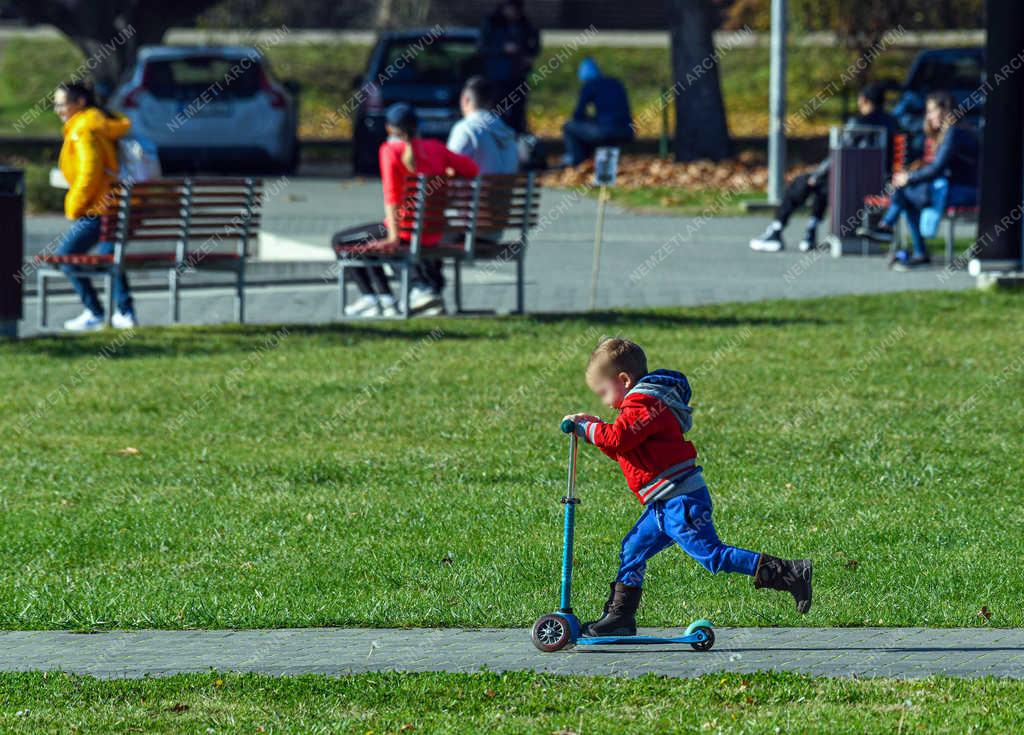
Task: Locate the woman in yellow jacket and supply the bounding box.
[54,82,136,331]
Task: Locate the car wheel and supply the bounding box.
[281,138,300,175]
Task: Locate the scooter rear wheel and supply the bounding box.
[532,614,573,652]
[690,625,715,651]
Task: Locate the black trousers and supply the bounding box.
[415,261,444,293]
[332,222,392,297]
[776,172,829,227]
[496,77,529,133]
[414,235,501,295]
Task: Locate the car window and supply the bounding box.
[379,40,479,84]
[144,56,263,99]
[909,55,983,92]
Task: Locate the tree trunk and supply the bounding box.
[10,0,219,99]
[68,25,162,98]
[666,0,733,162]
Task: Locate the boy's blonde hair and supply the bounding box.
[588,336,648,380]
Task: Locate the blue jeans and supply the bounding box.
[615,486,761,587]
[56,216,134,316]
[882,184,931,259]
[562,120,634,165]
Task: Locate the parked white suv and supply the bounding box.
[110,45,299,173]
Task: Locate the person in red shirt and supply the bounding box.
[333,103,479,317]
[563,337,813,637]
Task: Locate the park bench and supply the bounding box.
[36,177,261,327]
[333,172,540,317]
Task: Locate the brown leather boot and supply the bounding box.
[753,554,813,614]
[582,582,641,636]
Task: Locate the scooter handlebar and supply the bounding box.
[560,418,576,434]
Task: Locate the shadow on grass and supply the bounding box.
[577,645,1023,654]
[7,308,829,360]
[5,321,483,360]
[529,310,830,329]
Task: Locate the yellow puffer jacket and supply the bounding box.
[58,107,131,220]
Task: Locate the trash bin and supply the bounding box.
[825,125,887,257]
[0,166,24,339]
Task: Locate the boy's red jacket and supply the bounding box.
[574,370,703,505]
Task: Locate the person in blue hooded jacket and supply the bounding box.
[561,57,634,166]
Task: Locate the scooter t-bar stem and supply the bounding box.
[561,419,579,502]
[559,420,579,613]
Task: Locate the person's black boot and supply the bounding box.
[753,555,813,614]
[582,582,641,636]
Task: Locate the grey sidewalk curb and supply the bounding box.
[1,627,1021,680]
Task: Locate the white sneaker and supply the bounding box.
[750,233,784,252]
[798,227,817,252]
[63,309,104,332]
[111,310,138,329]
[343,294,380,317]
[378,295,401,317]
[408,285,442,312]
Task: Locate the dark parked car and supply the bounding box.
[890,47,984,153]
[351,28,482,175]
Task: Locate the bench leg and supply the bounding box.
[235,263,245,324]
[400,264,411,319]
[454,259,463,314]
[168,268,180,324]
[104,271,114,328]
[37,269,47,328]
[946,216,956,266]
[515,256,525,314]
[337,262,348,319]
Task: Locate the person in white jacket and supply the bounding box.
[446,75,519,175]
[408,76,521,314]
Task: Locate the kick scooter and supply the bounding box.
[531,419,716,653]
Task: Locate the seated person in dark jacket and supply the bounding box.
[750,82,898,253]
[562,57,634,166]
[859,90,979,269]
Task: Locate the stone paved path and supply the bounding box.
[19,179,974,338]
[2,628,1021,680]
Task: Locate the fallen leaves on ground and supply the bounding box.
[541,152,814,192]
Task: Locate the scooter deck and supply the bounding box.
[576,632,704,645]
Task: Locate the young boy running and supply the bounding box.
[563,337,812,636]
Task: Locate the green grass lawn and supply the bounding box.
[603,185,766,215]
[0,36,916,139]
[2,290,1023,631]
[2,671,1023,733]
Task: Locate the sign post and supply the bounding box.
[767,0,787,204]
[589,147,619,311]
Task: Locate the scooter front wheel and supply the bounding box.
[689,625,715,651]
[532,614,573,652]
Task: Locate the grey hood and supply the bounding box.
[626,369,693,433]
